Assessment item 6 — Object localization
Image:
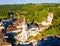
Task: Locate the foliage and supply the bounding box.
[0,3,60,37]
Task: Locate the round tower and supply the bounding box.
[47,12,53,22]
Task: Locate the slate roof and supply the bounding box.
[26,20,39,29]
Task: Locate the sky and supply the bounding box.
[0,0,60,5]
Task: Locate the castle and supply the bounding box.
[0,12,53,45]
[14,12,53,43]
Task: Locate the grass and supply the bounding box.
[34,33,42,41]
[25,33,43,43]
[40,26,59,37]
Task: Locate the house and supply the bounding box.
[2,42,11,46]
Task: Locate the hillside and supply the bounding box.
[0,3,60,37]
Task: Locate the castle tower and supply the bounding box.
[22,17,27,32]
[47,12,53,22]
[20,17,28,41]
[41,12,53,26]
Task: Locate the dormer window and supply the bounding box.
[32,29,35,31]
[31,28,36,31]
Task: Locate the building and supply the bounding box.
[14,12,53,43]
[15,17,39,43]
[41,12,53,26]
[4,12,54,45]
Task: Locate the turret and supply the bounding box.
[41,12,53,26]
[47,12,53,22]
